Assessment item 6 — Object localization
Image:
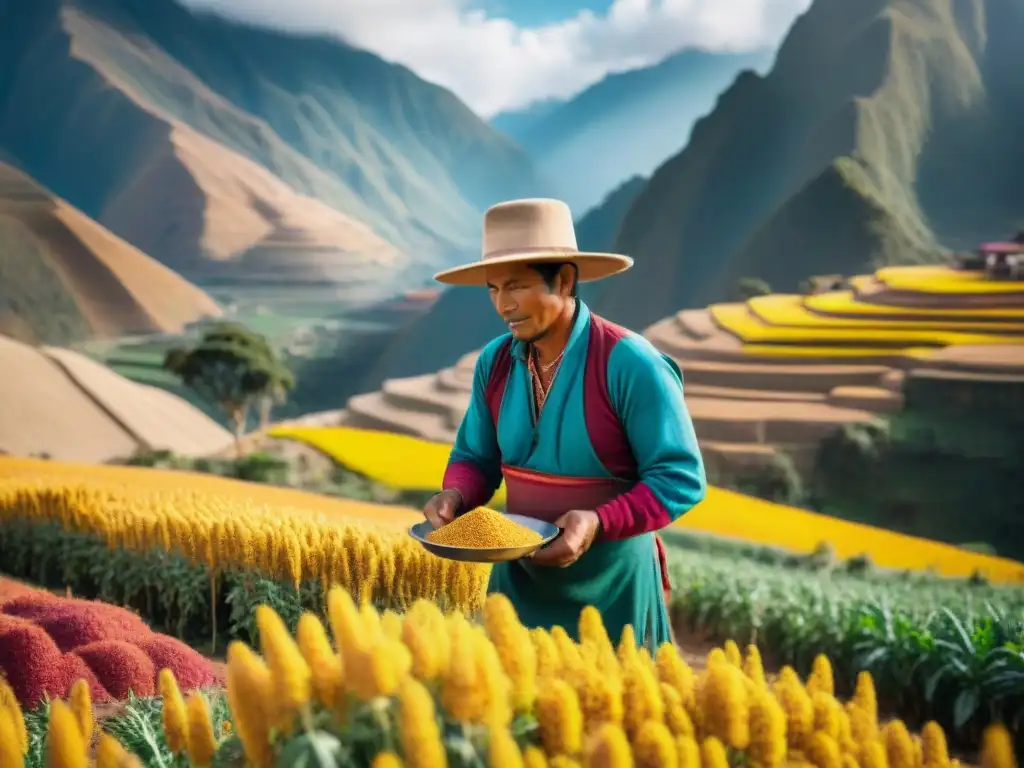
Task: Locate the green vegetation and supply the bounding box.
[0,217,90,345]
[84,286,422,422]
[732,452,805,506]
[736,276,773,299]
[163,323,296,448]
[800,274,849,295]
[810,401,1024,560]
[669,550,1024,744]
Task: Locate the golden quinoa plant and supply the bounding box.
[1,589,1021,768]
[157,591,1024,766]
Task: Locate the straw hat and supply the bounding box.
[432,198,634,286]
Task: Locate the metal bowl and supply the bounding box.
[409,514,561,563]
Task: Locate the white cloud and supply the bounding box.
[180,0,811,117]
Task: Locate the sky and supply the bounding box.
[180,0,811,118]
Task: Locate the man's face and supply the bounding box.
[485,263,570,343]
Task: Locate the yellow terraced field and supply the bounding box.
[738,344,936,359]
[876,265,1024,293]
[270,425,1024,583]
[750,294,1024,332]
[710,303,1023,347]
[805,290,1024,319]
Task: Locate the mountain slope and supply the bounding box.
[575,176,648,308]
[0,0,549,291]
[0,162,221,345]
[594,0,1024,330]
[491,98,564,139]
[494,48,773,213]
[575,176,647,257]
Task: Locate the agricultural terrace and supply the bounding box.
[335,263,1024,547]
[1,449,1023,763]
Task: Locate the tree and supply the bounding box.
[736,277,772,300]
[250,357,296,431]
[810,421,889,502]
[163,323,295,454]
[741,452,805,506]
[799,274,848,295]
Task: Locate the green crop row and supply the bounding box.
[667,551,1024,747]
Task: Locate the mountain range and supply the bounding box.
[0,0,550,300]
[492,48,773,214]
[594,0,1024,329]
[370,0,1024,379]
[4,0,1023,421]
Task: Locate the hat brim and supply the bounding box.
[433,251,634,286]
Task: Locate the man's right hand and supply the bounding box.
[423,489,462,529]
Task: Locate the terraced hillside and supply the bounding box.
[0,334,233,462]
[337,264,1024,481]
[0,162,221,345]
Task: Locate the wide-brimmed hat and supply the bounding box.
[432,198,634,286]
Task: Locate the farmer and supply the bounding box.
[421,198,706,650]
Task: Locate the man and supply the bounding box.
[422,198,706,651]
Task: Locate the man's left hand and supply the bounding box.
[530,509,601,567]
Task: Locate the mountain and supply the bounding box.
[575,176,648,308]
[493,48,773,214]
[0,162,221,345]
[491,98,564,139]
[575,177,647,257]
[361,181,648,387]
[594,0,1024,331]
[0,0,549,297]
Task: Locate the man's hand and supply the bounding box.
[423,489,462,529]
[530,509,601,568]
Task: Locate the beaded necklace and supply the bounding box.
[528,345,566,414]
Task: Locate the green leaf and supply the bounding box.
[275,731,344,768]
[953,688,980,729]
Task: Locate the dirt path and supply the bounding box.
[673,624,716,671]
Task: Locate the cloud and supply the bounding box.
[180,0,811,117]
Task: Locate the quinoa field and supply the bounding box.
[0,446,1021,767]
